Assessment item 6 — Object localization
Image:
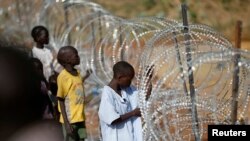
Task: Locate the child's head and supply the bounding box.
[31,25,49,45]
[113,61,135,88]
[0,45,44,139]
[57,46,80,67]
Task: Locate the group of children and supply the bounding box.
[30,26,91,141]
[0,25,152,141]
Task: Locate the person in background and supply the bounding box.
[31,25,61,81]
[30,57,54,119]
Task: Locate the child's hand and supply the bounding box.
[82,69,93,81]
[86,69,93,76]
[133,108,141,117]
[65,122,74,136]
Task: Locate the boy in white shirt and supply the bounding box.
[98,61,142,141]
[31,25,61,80]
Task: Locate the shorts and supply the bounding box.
[62,122,87,141]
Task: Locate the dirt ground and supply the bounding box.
[236,41,250,50]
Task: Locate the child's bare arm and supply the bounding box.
[111,108,141,125]
[82,69,92,82]
[58,98,74,135]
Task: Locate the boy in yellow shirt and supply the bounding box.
[57,46,90,141]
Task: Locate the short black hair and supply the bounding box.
[31,25,49,40]
[113,61,134,78]
[57,46,77,66]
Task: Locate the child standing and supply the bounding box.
[56,46,88,141]
[30,58,54,119]
[31,25,61,80]
[98,61,142,141]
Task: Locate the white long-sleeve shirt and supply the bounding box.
[98,85,143,141]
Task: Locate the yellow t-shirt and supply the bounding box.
[57,69,85,123]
